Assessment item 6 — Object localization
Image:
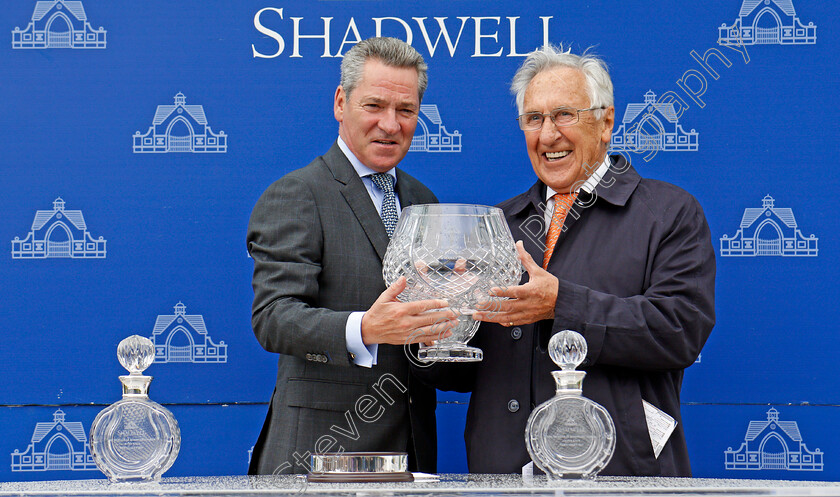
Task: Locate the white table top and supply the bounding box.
[1,474,839,496]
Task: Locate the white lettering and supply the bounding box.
[373,17,413,45]
[472,17,503,57]
[507,17,526,57]
[336,17,362,57]
[252,7,285,59]
[251,11,556,59]
[541,17,552,48]
[413,17,469,57]
[291,16,333,58]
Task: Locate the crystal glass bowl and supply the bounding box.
[382,204,522,362]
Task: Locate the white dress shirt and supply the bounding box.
[337,137,401,367]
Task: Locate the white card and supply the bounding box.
[643,399,677,458]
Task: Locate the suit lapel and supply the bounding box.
[521,183,549,274]
[323,143,391,260]
[394,169,422,209]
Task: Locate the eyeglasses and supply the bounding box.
[516,106,606,131]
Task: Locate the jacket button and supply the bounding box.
[305,353,313,361]
[508,399,520,413]
[511,327,522,340]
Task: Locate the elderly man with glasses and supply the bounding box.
[419,45,715,477]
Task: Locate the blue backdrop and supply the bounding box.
[1,0,837,482]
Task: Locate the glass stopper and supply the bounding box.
[548,330,587,371]
[117,335,155,375]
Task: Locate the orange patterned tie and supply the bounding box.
[543,192,578,269]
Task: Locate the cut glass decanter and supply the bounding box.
[525,330,615,479]
[89,335,180,482]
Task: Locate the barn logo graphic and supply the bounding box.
[409,105,461,153]
[10,410,97,472]
[720,195,818,257]
[150,302,228,363]
[12,0,106,49]
[11,197,107,259]
[718,0,816,46]
[133,93,228,153]
[725,408,823,471]
[609,90,698,155]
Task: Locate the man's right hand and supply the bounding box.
[361,277,457,345]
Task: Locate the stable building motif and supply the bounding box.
[11,197,106,259]
[725,408,823,471]
[150,302,227,363]
[10,410,96,472]
[609,91,698,153]
[410,104,461,153]
[718,0,816,46]
[133,93,227,153]
[720,195,818,257]
[12,0,106,49]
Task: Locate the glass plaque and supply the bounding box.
[89,335,181,482]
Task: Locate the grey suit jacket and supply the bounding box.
[247,142,438,474]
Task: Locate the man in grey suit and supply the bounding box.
[247,37,455,475]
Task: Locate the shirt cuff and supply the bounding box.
[346,311,378,368]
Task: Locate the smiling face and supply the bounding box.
[334,58,420,173]
[522,66,615,193]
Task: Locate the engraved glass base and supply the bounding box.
[90,398,180,482]
[526,395,615,479]
[418,344,483,362]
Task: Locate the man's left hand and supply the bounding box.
[473,241,558,327]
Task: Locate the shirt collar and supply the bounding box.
[505,154,641,218]
[544,154,612,201]
[337,136,398,183]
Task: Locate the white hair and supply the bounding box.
[510,44,614,119]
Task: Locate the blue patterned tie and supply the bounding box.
[369,173,398,238]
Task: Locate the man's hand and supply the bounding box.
[361,277,457,345]
[473,241,558,327]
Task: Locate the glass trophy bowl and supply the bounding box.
[525,330,616,479]
[89,335,181,482]
[382,203,522,362]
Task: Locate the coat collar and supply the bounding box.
[506,154,642,218]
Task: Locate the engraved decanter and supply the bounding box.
[90,335,180,482]
[525,330,615,479]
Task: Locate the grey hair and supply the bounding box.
[340,37,428,102]
[510,44,613,119]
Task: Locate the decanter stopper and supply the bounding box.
[117,335,155,375]
[549,329,587,370]
[89,335,181,482]
[524,330,616,479]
